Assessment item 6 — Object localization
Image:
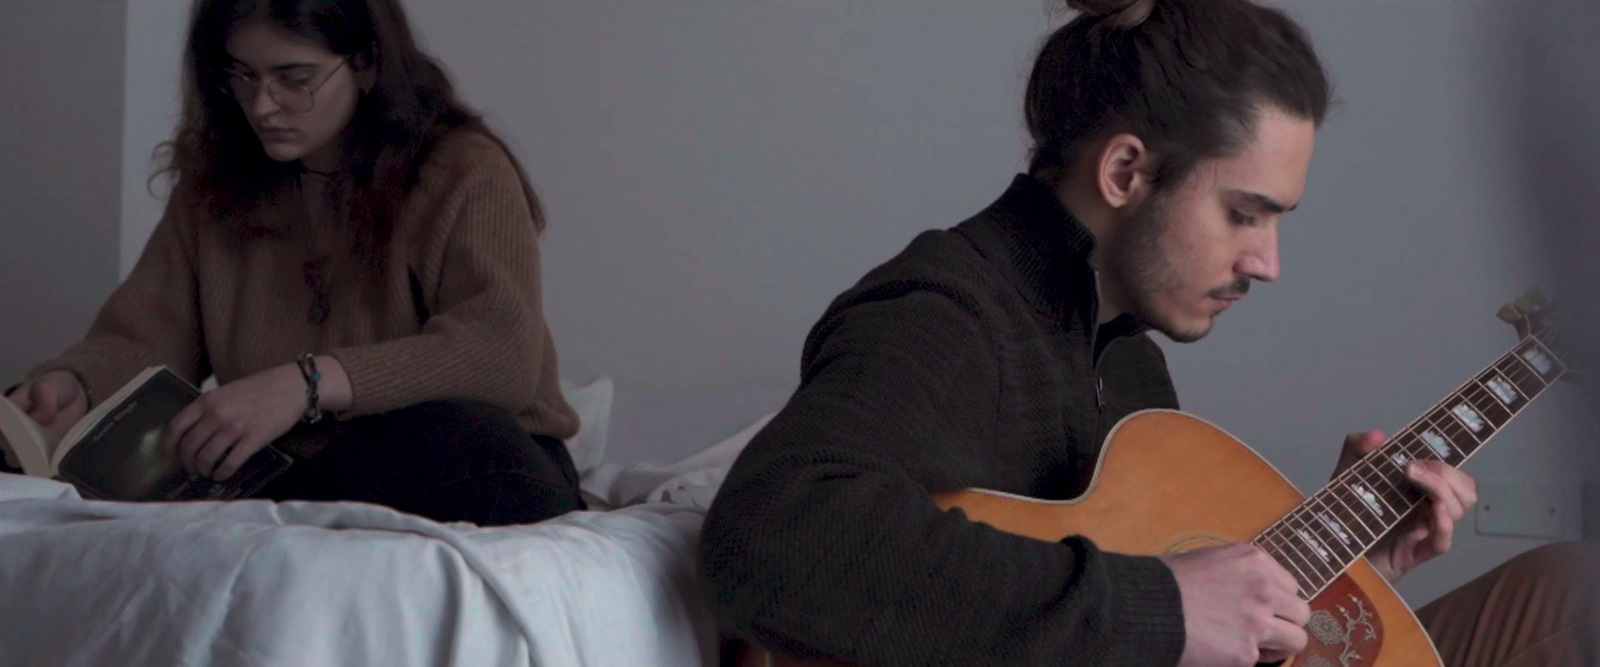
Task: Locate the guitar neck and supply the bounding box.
[1251,336,1567,599]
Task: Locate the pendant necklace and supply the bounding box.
[300,169,333,325]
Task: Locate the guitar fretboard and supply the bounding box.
[1251,336,1566,599]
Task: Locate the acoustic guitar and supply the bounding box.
[736,288,1572,667]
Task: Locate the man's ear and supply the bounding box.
[1095,133,1155,210]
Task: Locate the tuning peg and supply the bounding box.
[1497,303,1523,323]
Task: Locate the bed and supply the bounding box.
[0,377,773,667]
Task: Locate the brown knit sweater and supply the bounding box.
[29,130,579,440]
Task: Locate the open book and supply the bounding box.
[0,367,291,501]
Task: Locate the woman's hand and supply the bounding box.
[6,370,89,442]
[161,357,351,480]
[161,364,308,480]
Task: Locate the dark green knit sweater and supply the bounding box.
[699,175,1188,666]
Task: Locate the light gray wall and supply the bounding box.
[1505,0,1600,537]
[107,0,1577,607]
[0,0,127,385]
[406,0,1050,464]
[121,0,187,277]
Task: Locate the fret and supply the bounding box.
[1262,523,1321,582]
[1407,426,1454,466]
[1382,439,1419,477]
[1256,531,1318,595]
[1317,484,1381,544]
[1496,354,1545,396]
[1357,453,1426,537]
[1479,368,1527,411]
[1287,509,1342,572]
[1518,339,1565,382]
[1279,521,1333,593]
[1344,472,1401,526]
[1394,433,1439,474]
[1427,403,1484,454]
[1430,407,1484,457]
[1414,412,1469,465]
[1297,504,1357,568]
[1368,444,1426,505]
[1392,435,1437,496]
[1498,354,1549,397]
[1394,431,1426,458]
[1536,336,1568,378]
[1445,386,1497,434]
[1393,431,1452,507]
[1343,475,1393,528]
[1370,441,1412,479]
[1280,508,1344,588]
[1353,458,1412,515]
[1443,414,1485,452]
[1323,491,1382,557]
[1459,381,1512,430]
[1308,496,1360,553]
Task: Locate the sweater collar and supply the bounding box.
[956,174,1150,342]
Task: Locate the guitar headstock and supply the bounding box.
[1496,286,1552,340]
[1497,286,1580,383]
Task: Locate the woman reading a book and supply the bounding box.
[2,0,585,526]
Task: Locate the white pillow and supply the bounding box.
[559,376,614,474]
[579,411,776,511]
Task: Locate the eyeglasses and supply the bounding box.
[219,58,348,114]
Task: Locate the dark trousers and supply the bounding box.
[253,400,585,526]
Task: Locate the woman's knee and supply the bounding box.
[361,400,524,451]
[389,400,522,433]
[337,400,546,480]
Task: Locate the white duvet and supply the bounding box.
[0,414,773,667]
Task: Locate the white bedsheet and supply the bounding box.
[0,414,773,667]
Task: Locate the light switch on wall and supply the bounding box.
[1475,482,1566,540]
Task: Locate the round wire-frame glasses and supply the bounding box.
[220,58,349,114]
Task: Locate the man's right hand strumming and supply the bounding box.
[1163,543,1311,666]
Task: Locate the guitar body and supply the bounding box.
[736,290,1570,667]
[737,410,1442,667]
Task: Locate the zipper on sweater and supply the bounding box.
[1088,265,1108,414]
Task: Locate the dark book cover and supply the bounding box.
[57,368,291,502]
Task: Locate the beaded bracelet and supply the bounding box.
[294,353,323,424]
[66,368,95,407]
